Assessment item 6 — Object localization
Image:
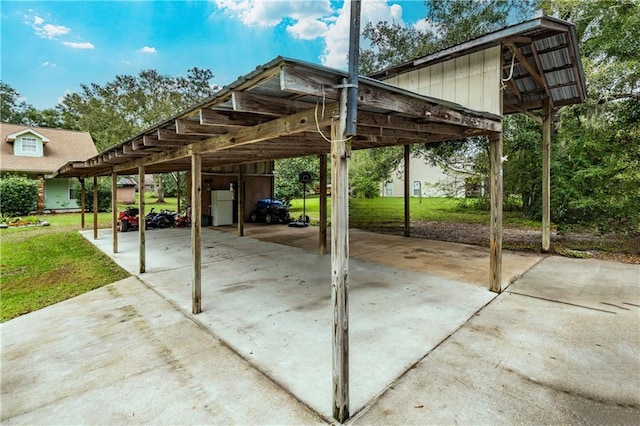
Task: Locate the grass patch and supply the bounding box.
[289,196,540,229]
[1,227,129,323]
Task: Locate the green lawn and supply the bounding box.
[289,196,540,228]
[0,194,179,322]
[1,229,129,322]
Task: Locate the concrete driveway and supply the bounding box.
[1,226,638,424]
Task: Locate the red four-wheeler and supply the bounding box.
[118,207,140,232]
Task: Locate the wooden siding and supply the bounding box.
[382,46,502,115]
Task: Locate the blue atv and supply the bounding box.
[249,199,291,224]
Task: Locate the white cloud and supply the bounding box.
[41,61,57,68]
[62,41,95,49]
[214,0,410,69]
[214,0,332,28]
[57,89,72,104]
[122,60,131,65]
[322,0,405,69]
[33,17,70,39]
[138,46,157,54]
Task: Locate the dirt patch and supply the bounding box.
[367,221,640,264]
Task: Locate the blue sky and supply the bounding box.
[1,0,431,110]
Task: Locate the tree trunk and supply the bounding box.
[155,174,166,203]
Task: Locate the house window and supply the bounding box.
[68,180,77,200]
[385,182,393,197]
[21,137,37,153]
[413,181,421,197]
[16,136,42,157]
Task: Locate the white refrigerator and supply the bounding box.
[211,190,234,226]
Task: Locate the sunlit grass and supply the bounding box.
[1,231,129,322]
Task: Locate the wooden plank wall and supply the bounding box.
[384,46,502,115]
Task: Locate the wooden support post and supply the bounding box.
[542,97,552,252]
[111,171,118,254]
[93,176,98,240]
[138,166,146,273]
[489,133,503,293]
[331,80,349,422]
[177,172,181,214]
[191,152,202,314]
[80,178,86,229]
[238,165,244,236]
[403,144,411,237]
[319,153,328,254]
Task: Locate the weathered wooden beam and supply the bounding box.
[156,128,201,143]
[510,105,544,124]
[199,108,271,127]
[319,153,328,255]
[112,171,118,254]
[175,119,229,136]
[503,77,523,102]
[505,43,546,88]
[331,81,349,422]
[280,64,502,132]
[113,105,333,173]
[139,166,146,274]
[93,176,98,240]
[238,165,244,237]
[232,91,315,116]
[542,97,552,252]
[191,151,202,314]
[80,178,86,229]
[404,144,410,237]
[530,42,553,102]
[489,133,503,293]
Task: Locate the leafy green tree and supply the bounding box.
[1,82,63,127]
[540,0,640,232]
[350,146,404,198]
[72,177,112,212]
[274,156,320,201]
[58,68,218,152]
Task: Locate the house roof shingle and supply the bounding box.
[1,123,98,175]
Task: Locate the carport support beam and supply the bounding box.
[112,171,118,253]
[542,97,552,252]
[80,178,86,229]
[238,165,244,236]
[331,80,350,422]
[138,166,146,273]
[191,151,202,314]
[404,144,410,237]
[93,176,98,240]
[489,133,503,293]
[319,153,328,254]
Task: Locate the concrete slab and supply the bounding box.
[353,255,640,424]
[81,228,497,419]
[3,226,638,424]
[508,256,640,312]
[220,224,543,288]
[0,277,323,425]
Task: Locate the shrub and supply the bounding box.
[0,175,38,215]
[72,177,112,212]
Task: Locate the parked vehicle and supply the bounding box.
[146,208,176,229]
[249,199,291,224]
[118,207,140,232]
[174,206,192,228]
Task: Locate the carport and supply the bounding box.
[54,15,585,423]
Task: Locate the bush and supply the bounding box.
[72,177,112,212]
[0,175,38,215]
